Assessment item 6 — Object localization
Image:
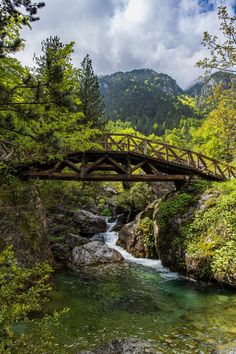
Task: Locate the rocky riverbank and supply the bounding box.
[1,179,235,287]
[117,180,236,287]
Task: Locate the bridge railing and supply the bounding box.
[99,134,236,180]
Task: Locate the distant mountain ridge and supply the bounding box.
[99,69,235,135]
[186,71,235,107]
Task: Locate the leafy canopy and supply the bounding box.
[196,6,236,74]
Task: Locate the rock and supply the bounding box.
[111,222,124,232]
[78,337,160,354]
[48,208,107,238]
[151,181,175,198]
[0,186,53,267]
[69,208,107,237]
[51,243,68,264]
[153,198,195,274]
[50,234,90,265]
[65,233,90,247]
[117,202,158,258]
[90,234,105,243]
[212,340,236,353]
[83,202,99,215]
[68,241,124,269]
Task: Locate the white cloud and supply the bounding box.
[15,0,235,89]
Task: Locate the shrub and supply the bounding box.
[0,247,66,352]
[140,217,155,248]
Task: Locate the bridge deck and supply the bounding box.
[11,134,236,182]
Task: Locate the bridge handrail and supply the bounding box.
[100,133,236,180]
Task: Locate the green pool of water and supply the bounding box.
[43,263,236,353]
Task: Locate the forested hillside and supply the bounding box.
[99,69,202,135]
[186,71,235,108]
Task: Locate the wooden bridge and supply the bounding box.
[8,134,235,183]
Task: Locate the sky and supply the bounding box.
[16,0,236,89]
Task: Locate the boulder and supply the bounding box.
[117,202,158,258]
[78,337,160,354]
[117,219,146,258]
[48,208,107,238]
[69,209,107,237]
[68,241,124,269]
[50,234,90,265]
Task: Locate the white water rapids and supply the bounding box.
[103,218,181,281]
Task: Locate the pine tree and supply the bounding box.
[79,54,104,127]
[0,0,45,57]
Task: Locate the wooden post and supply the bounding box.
[144,140,147,155]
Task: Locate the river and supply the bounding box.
[46,219,236,353]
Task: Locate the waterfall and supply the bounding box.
[102,217,181,280]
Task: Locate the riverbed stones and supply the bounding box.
[78,338,160,354]
[68,241,124,268]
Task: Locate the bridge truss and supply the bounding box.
[13,134,236,182]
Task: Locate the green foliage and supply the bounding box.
[0,246,67,352]
[212,241,236,284]
[180,180,236,284]
[105,119,137,135]
[196,6,236,74]
[98,197,112,216]
[140,217,155,248]
[156,193,194,232]
[164,86,236,163]
[115,182,155,218]
[0,0,45,57]
[102,207,112,217]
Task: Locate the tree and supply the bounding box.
[0,0,45,57]
[79,54,104,127]
[0,37,100,162]
[196,6,236,74]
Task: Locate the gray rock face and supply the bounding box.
[117,219,146,258]
[117,202,158,258]
[51,234,90,265]
[68,241,124,268]
[78,338,160,354]
[65,233,90,247]
[212,340,236,354]
[73,210,106,237]
[48,208,107,238]
[111,222,124,232]
[0,187,53,267]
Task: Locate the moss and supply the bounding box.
[139,217,155,248]
[156,192,195,232]
[182,181,236,284]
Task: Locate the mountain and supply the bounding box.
[99,69,199,135]
[186,71,235,108]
